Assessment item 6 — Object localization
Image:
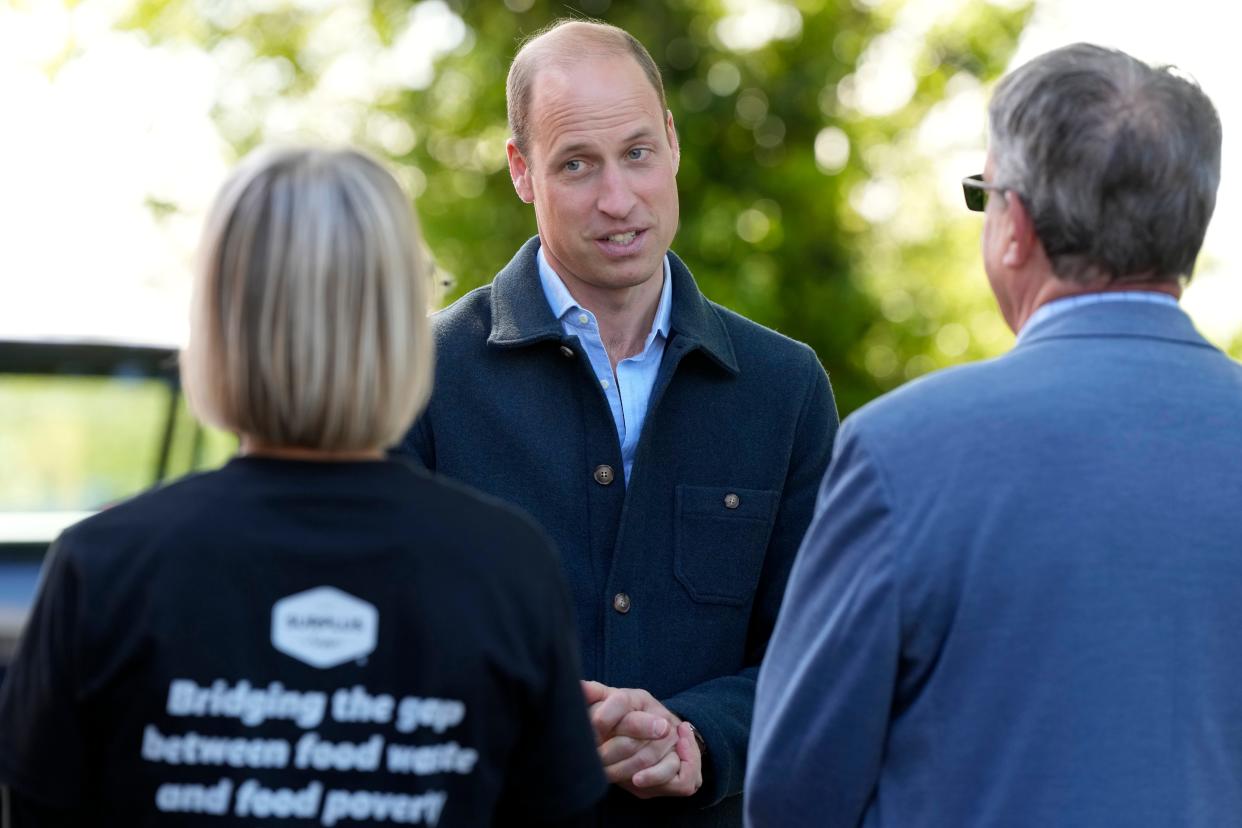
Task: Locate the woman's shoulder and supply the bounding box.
[62,467,226,542]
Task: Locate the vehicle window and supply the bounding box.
[0,374,234,514]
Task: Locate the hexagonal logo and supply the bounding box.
[271,586,378,669]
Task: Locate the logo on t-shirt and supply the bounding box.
[271,586,379,669]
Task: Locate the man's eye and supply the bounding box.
[627,148,649,161]
[565,160,582,172]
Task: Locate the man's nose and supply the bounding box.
[595,163,637,218]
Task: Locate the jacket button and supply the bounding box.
[593,464,615,486]
[613,592,631,614]
[559,345,574,358]
[724,492,741,509]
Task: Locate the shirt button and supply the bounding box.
[559,345,574,358]
[577,313,589,325]
[600,378,610,389]
[593,464,615,486]
[613,592,631,614]
[724,493,741,509]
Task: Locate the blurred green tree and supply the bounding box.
[125,0,1031,415]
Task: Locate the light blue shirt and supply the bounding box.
[537,248,673,483]
[1017,290,1180,344]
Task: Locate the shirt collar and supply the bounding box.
[536,246,673,341]
[1017,291,1181,344]
[487,237,738,375]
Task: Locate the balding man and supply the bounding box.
[398,19,837,827]
[747,44,1242,827]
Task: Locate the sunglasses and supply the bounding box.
[961,174,1010,212]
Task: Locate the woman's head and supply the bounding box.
[184,147,433,452]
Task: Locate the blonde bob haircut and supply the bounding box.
[183,146,433,451]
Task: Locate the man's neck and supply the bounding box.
[558,265,665,370]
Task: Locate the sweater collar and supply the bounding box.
[487,236,739,375]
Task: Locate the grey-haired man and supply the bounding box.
[749,43,1242,828]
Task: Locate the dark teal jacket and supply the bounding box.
[398,237,838,826]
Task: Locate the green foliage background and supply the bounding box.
[126,0,1032,416]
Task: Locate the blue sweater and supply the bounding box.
[398,237,838,826]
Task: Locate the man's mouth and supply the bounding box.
[604,230,639,246]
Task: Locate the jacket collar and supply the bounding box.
[487,237,564,347]
[487,236,739,375]
[1015,296,1217,352]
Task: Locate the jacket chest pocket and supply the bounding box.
[674,484,779,606]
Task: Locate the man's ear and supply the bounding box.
[507,139,534,203]
[1001,191,1037,269]
[665,110,681,174]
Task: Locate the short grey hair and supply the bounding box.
[184,147,433,451]
[989,43,1221,285]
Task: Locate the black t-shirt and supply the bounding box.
[0,456,605,825]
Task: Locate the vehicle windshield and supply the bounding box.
[0,340,236,666]
[0,372,233,519]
